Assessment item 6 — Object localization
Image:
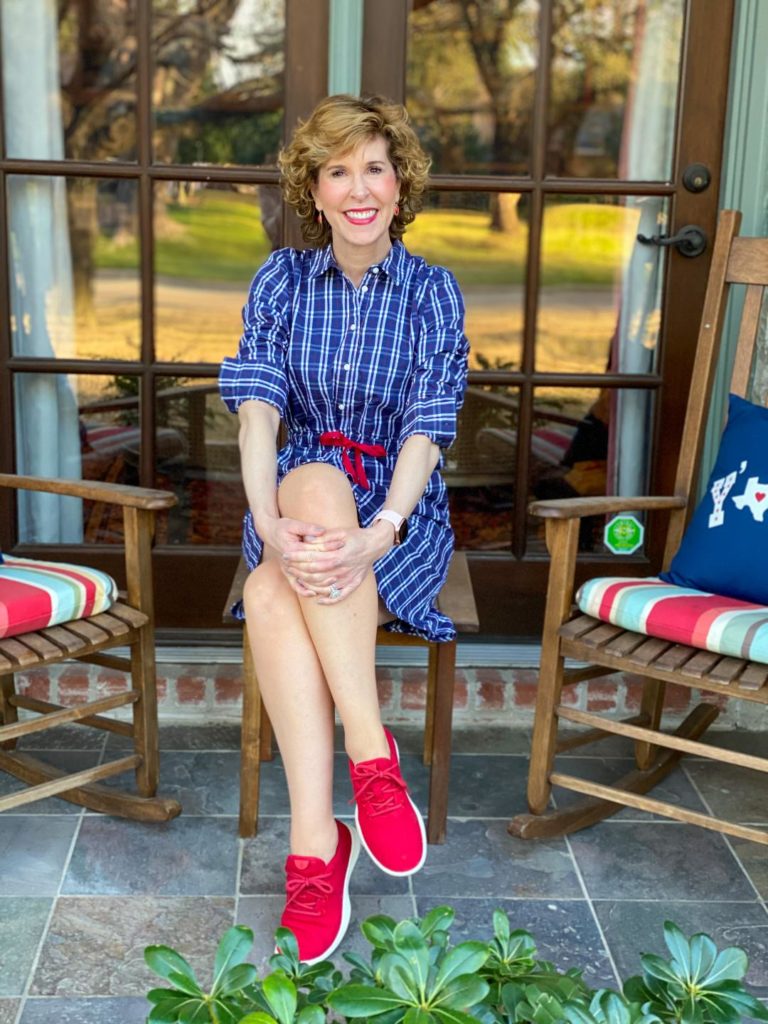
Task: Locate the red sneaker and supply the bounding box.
[279,820,359,964]
[349,728,427,876]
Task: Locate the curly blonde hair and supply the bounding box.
[278,94,431,247]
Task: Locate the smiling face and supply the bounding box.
[311,134,399,270]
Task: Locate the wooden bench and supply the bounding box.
[223,550,479,843]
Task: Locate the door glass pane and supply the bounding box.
[547,0,685,180]
[14,373,139,544]
[407,191,526,372]
[154,376,245,547]
[446,385,518,552]
[154,181,280,364]
[528,385,655,553]
[7,176,141,361]
[537,195,668,375]
[749,291,768,405]
[2,1,138,161]
[152,0,285,167]
[406,0,539,176]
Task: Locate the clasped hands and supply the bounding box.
[267,516,392,604]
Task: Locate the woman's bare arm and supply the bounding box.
[283,432,441,601]
[237,399,341,595]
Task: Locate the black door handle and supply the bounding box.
[636,224,708,258]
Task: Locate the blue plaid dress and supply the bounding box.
[219,241,469,641]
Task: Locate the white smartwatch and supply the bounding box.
[374,509,408,545]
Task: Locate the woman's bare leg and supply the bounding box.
[242,555,337,861]
[278,463,389,764]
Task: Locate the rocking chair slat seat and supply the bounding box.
[560,616,768,703]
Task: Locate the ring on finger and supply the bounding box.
[328,583,342,601]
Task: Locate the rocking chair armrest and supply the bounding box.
[0,474,177,511]
[529,495,688,520]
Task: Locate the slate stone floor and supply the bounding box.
[1,723,767,1024]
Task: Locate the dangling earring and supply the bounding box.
[394,203,400,216]
[316,211,323,224]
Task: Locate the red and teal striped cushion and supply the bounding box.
[576,577,768,666]
[0,555,117,640]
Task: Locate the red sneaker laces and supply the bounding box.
[351,762,408,816]
[285,870,333,917]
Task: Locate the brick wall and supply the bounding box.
[13,661,766,730]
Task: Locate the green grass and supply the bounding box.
[95,191,271,283]
[95,193,633,288]
[407,209,527,286]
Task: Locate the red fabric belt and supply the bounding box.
[319,430,386,490]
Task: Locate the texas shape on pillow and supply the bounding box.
[661,393,768,605]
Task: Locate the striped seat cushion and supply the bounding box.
[576,577,768,666]
[0,555,117,640]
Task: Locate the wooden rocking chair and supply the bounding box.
[0,473,182,821]
[510,209,768,847]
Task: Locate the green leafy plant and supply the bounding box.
[328,908,489,1024]
[145,925,258,1023]
[480,909,589,1013]
[623,921,768,1024]
[144,910,767,1024]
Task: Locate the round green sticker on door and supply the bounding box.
[604,515,644,555]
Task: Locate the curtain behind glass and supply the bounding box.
[3,0,83,541]
[613,0,683,497]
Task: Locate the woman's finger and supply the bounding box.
[315,573,364,605]
[281,565,317,596]
[283,551,341,573]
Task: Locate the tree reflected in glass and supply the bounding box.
[407,0,539,177]
[152,0,284,166]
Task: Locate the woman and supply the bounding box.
[219,94,468,963]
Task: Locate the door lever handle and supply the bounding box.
[637,224,707,258]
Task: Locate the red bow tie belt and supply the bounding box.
[319,431,386,490]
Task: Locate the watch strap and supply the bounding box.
[374,509,407,544]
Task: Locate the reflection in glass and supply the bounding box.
[547,0,684,179]
[527,386,654,554]
[154,377,245,547]
[7,176,140,363]
[152,0,285,166]
[154,182,279,364]
[406,0,538,176]
[749,291,768,406]
[2,1,137,162]
[14,373,139,544]
[539,195,665,499]
[407,191,526,372]
[444,386,518,552]
[537,195,668,375]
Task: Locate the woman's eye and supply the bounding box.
[368,165,383,174]
[329,168,346,178]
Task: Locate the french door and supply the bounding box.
[0,0,737,636]
[0,0,329,630]
[363,0,736,636]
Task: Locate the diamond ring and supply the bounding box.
[328,584,342,601]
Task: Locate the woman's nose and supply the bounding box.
[350,173,368,198]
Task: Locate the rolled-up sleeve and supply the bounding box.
[219,249,294,416]
[399,267,469,450]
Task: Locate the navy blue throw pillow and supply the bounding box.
[661,393,768,604]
